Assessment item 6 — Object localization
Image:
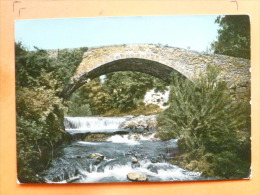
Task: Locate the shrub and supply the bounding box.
[15,43,85,182]
[157,66,251,178]
[16,87,65,182]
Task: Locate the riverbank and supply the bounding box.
[111,114,251,179]
[169,148,251,179]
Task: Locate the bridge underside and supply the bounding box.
[62,58,184,99]
[86,58,177,82]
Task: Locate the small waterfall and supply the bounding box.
[64,117,126,134]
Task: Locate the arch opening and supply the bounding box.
[66,70,173,117]
[63,58,188,99]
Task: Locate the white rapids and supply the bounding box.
[64,117,126,134]
[40,117,209,183]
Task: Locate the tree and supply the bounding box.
[211,15,250,59]
[67,71,168,115]
[67,77,111,116]
[103,71,167,111]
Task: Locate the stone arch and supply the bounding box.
[77,58,186,82]
[62,44,250,99]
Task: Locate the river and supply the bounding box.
[40,116,208,183]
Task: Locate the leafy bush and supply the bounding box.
[16,88,65,182]
[15,43,85,182]
[157,66,251,178]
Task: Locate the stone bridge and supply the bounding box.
[62,44,250,99]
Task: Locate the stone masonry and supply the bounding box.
[63,44,250,99]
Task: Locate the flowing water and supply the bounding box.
[41,117,208,183]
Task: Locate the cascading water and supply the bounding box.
[40,116,210,183]
[64,117,127,134]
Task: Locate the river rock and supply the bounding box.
[67,176,82,183]
[147,164,158,174]
[119,115,157,130]
[88,153,104,160]
[85,133,111,142]
[131,156,138,163]
[128,133,141,140]
[151,137,161,141]
[127,172,148,182]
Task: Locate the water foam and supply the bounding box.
[107,135,140,145]
[64,117,126,134]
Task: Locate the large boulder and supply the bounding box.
[88,153,104,160]
[120,115,157,130]
[131,156,138,163]
[85,133,111,142]
[127,172,148,182]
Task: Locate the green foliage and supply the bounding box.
[53,48,88,90]
[15,42,85,182]
[211,15,250,59]
[66,98,92,117]
[16,42,86,93]
[67,71,167,116]
[67,78,110,116]
[102,103,163,117]
[16,43,52,88]
[16,86,66,182]
[103,71,167,111]
[157,66,251,178]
